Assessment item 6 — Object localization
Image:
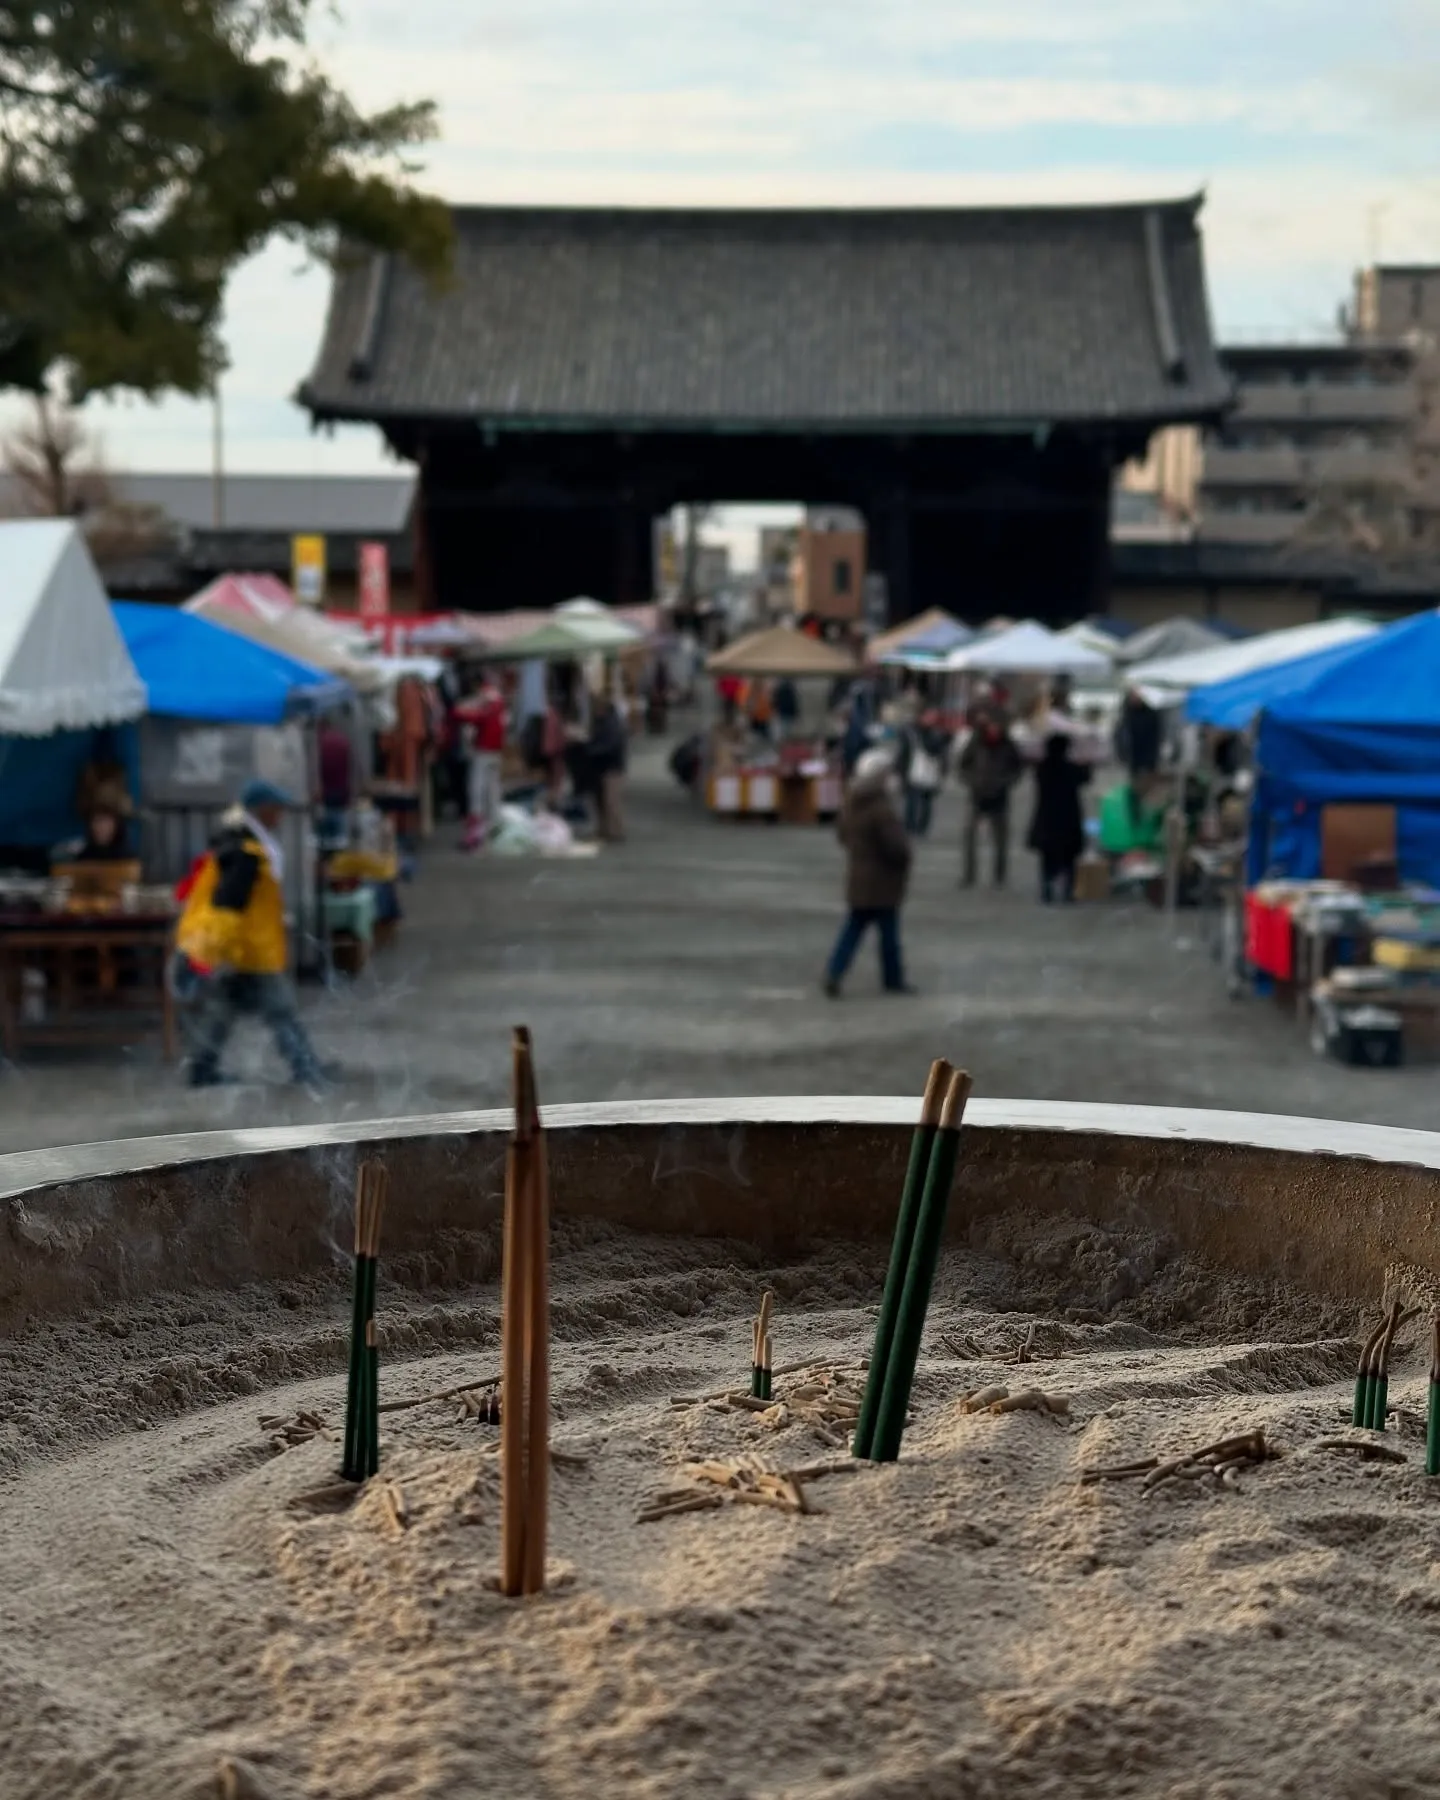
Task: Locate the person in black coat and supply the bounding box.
[1027,732,1090,903]
[1114,687,1162,778]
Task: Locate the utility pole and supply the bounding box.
[211,376,225,528]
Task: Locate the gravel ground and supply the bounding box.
[1,728,1435,1154]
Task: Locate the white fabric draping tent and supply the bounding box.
[185,574,386,695]
[943,619,1111,675]
[1125,617,1379,697]
[0,520,146,736]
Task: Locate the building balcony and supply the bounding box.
[1202,445,1410,490]
[1233,382,1416,425]
[1195,511,1302,546]
[1202,446,1304,486]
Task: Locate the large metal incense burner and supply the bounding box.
[3,1099,1439,1332]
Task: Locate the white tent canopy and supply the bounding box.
[1114,616,1227,666]
[0,520,146,736]
[944,619,1111,675]
[1125,617,1379,696]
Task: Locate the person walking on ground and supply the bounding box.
[897,707,948,836]
[175,780,332,1090]
[957,708,1023,886]
[588,694,628,841]
[841,679,875,775]
[1028,732,1090,903]
[824,747,914,998]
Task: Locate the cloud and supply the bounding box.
[20,0,1436,476]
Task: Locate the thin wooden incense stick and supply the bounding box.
[1368,1300,1402,1430]
[1427,1315,1440,1479]
[365,1164,386,1479]
[500,1031,533,1598]
[342,1175,370,1482]
[1353,1315,1387,1428]
[871,1069,973,1463]
[854,1059,952,1461]
[1370,1301,1420,1431]
[761,1332,773,1403]
[519,1028,550,1599]
[342,1161,386,1482]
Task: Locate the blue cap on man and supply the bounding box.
[241,778,295,812]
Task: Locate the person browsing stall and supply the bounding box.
[176,780,331,1091]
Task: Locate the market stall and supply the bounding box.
[0,523,153,1058]
[704,627,857,822]
[113,603,370,980]
[1188,610,1440,1061]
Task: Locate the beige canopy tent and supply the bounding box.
[707,627,857,679]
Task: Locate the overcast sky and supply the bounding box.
[20,0,1440,518]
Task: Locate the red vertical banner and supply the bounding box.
[358,541,391,628]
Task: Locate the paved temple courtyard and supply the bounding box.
[2,735,1436,1155]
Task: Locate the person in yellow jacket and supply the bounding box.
[177,780,329,1089]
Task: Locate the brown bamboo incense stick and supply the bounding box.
[519,1029,550,1598]
[752,1288,773,1396]
[499,1032,532,1598]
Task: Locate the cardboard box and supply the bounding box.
[1074,854,1111,903]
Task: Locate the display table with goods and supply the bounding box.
[705,732,842,824]
[0,878,178,1062]
[1239,878,1440,1064]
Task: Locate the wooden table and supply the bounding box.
[0,913,176,1063]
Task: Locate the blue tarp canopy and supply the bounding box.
[877,618,973,665]
[902,619,973,655]
[1242,609,1440,885]
[113,601,349,723]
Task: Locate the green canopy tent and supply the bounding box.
[482,614,643,663]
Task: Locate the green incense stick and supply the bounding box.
[854,1060,953,1461]
[871,1070,973,1464]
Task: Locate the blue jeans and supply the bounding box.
[189,972,321,1083]
[827,907,905,990]
[904,787,934,836]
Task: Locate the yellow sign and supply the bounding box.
[291,534,327,605]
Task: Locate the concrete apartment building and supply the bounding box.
[1113,270,1440,629]
[1351,263,1440,542]
[1195,340,1417,550]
